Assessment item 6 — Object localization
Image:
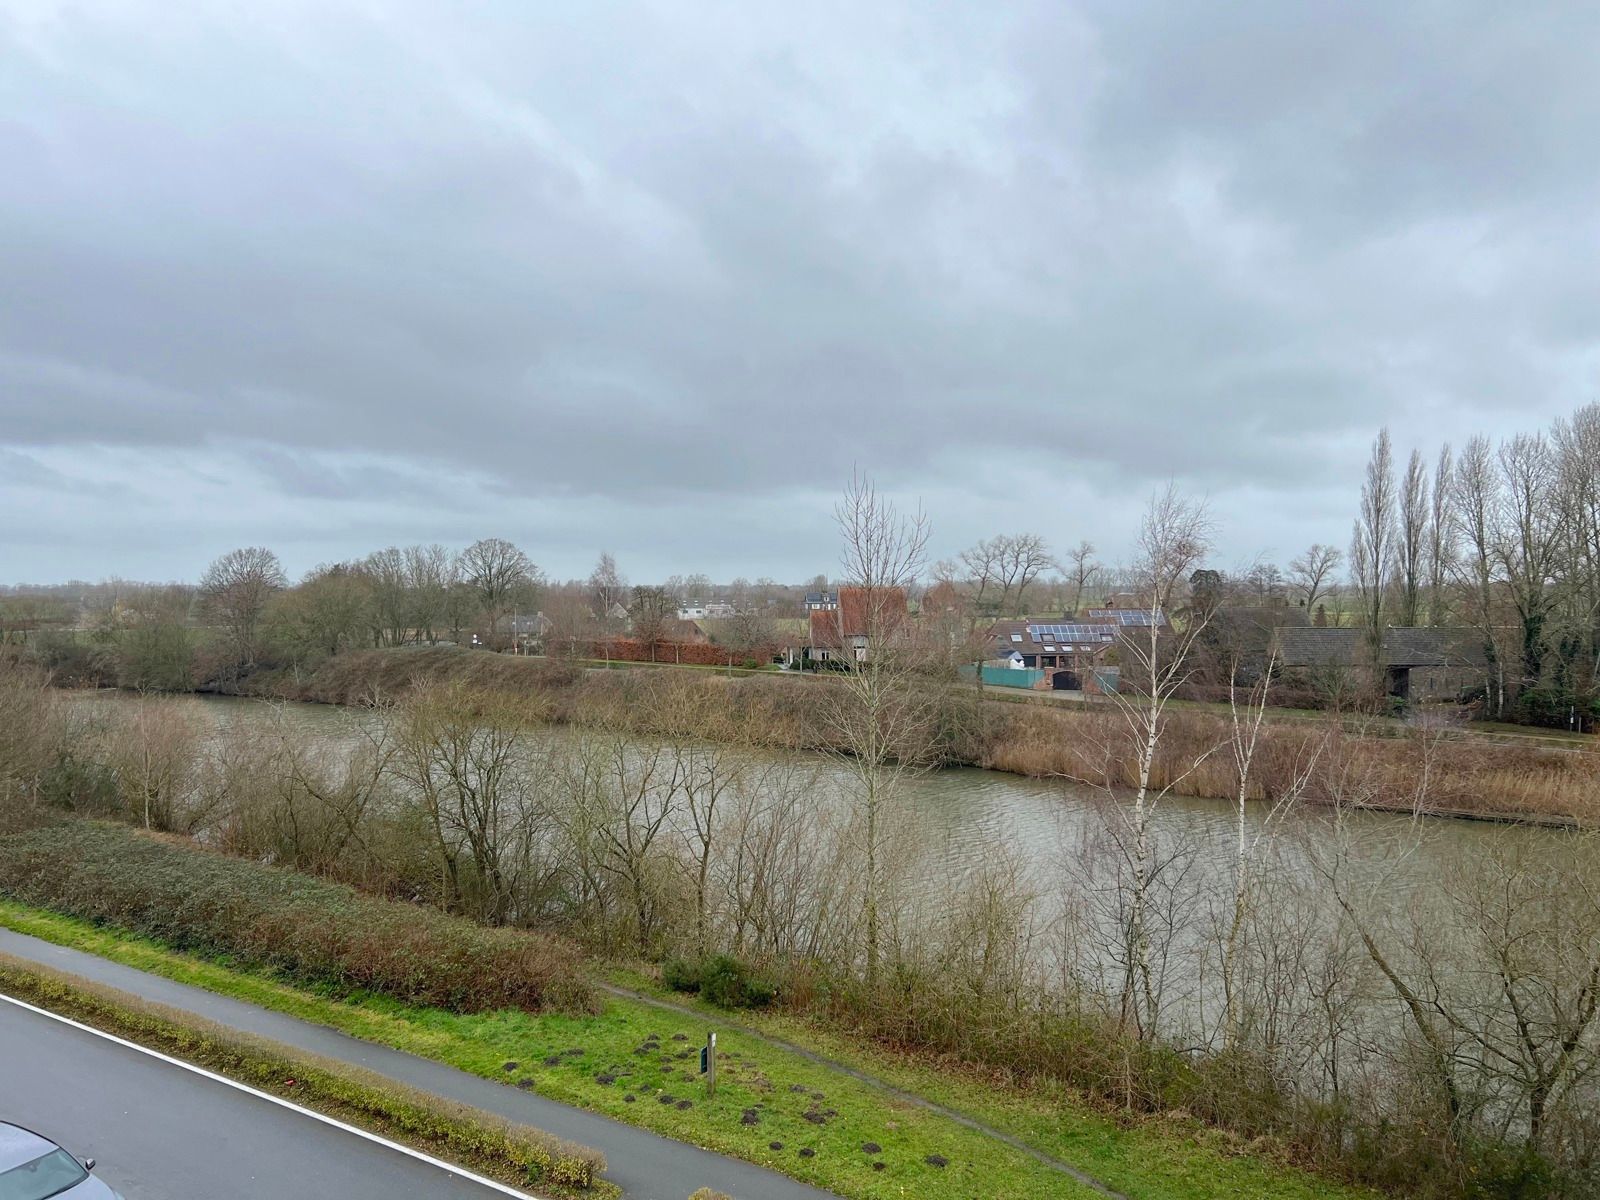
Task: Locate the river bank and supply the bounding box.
[23,664,1599,1198]
[219,644,1598,826]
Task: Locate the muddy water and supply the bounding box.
[94,691,1539,911]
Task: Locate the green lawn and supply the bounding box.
[601,967,1375,1200]
[0,902,1376,1200]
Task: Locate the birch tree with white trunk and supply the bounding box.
[1105,484,1216,1038]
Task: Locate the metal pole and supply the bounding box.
[706,1031,716,1099]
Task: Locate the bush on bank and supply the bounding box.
[662,954,776,1010]
[0,819,593,1014]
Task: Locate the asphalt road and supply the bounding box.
[0,928,837,1200]
[0,998,528,1199]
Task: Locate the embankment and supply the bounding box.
[223,646,1600,826]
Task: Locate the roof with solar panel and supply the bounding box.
[1084,608,1167,626]
[1026,623,1117,643]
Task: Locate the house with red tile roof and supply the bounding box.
[807,585,908,665]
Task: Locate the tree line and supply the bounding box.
[1351,402,1600,723]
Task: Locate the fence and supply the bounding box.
[963,665,1046,689]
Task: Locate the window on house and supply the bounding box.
[1010,634,1022,642]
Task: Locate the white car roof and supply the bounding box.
[0,1122,58,1172]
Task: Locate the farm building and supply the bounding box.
[1273,627,1486,701]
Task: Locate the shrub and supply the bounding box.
[661,956,702,994]
[0,820,593,1014]
[704,955,775,1009]
[661,955,773,1009]
[1508,686,1599,732]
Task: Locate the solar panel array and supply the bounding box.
[1085,609,1165,627]
[1027,623,1117,644]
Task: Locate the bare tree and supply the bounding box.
[1242,560,1287,603]
[389,681,546,924]
[721,609,778,666]
[1427,444,1455,626]
[1494,433,1565,696]
[1219,650,1324,1047]
[1288,543,1342,612]
[956,538,1004,617]
[363,546,411,645]
[958,534,1054,617]
[200,546,286,668]
[458,538,538,634]
[1065,540,1101,615]
[822,472,943,991]
[719,757,836,961]
[588,552,628,630]
[1102,485,1217,1037]
[1000,533,1055,614]
[1351,429,1397,677]
[541,586,601,658]
[1553,406,1600,695]
[1332,831,1600,1173]
[399,544,450,642]
[1399,447,1428,626]
[628,585,675,656]
[1454,434,1506,715]
[100,696,204,831]
[584,733,679,954]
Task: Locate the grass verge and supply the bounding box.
[603,966,1382,1200]
[0,952,611,1199]
[0,900,1378,1200]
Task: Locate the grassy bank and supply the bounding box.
[248,645,1600,823]
[0,900,1375,1200]
[600,965,1384,1200]
[0,952,610,1198]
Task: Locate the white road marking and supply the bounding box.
[0,990,548,1200]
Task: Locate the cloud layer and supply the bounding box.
[4,1,1597,582]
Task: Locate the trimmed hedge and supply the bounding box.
[0,956,611,1196]
[0,820,592,1014]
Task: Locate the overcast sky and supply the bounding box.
[4,2,1598,586]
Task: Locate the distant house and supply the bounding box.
[677,600,737,621]
[483,612,552,652]
[808,586,906,664]
[1273,627,1486,702]
[651,617,709,645]
[1198,605,1310,675]
[989,619,1117,689]
[803,591,839,612]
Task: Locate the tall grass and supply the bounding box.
[979,701,1600,822]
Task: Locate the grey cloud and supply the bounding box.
[2,1,1597,581]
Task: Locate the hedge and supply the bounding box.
[0,820,592,1014]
